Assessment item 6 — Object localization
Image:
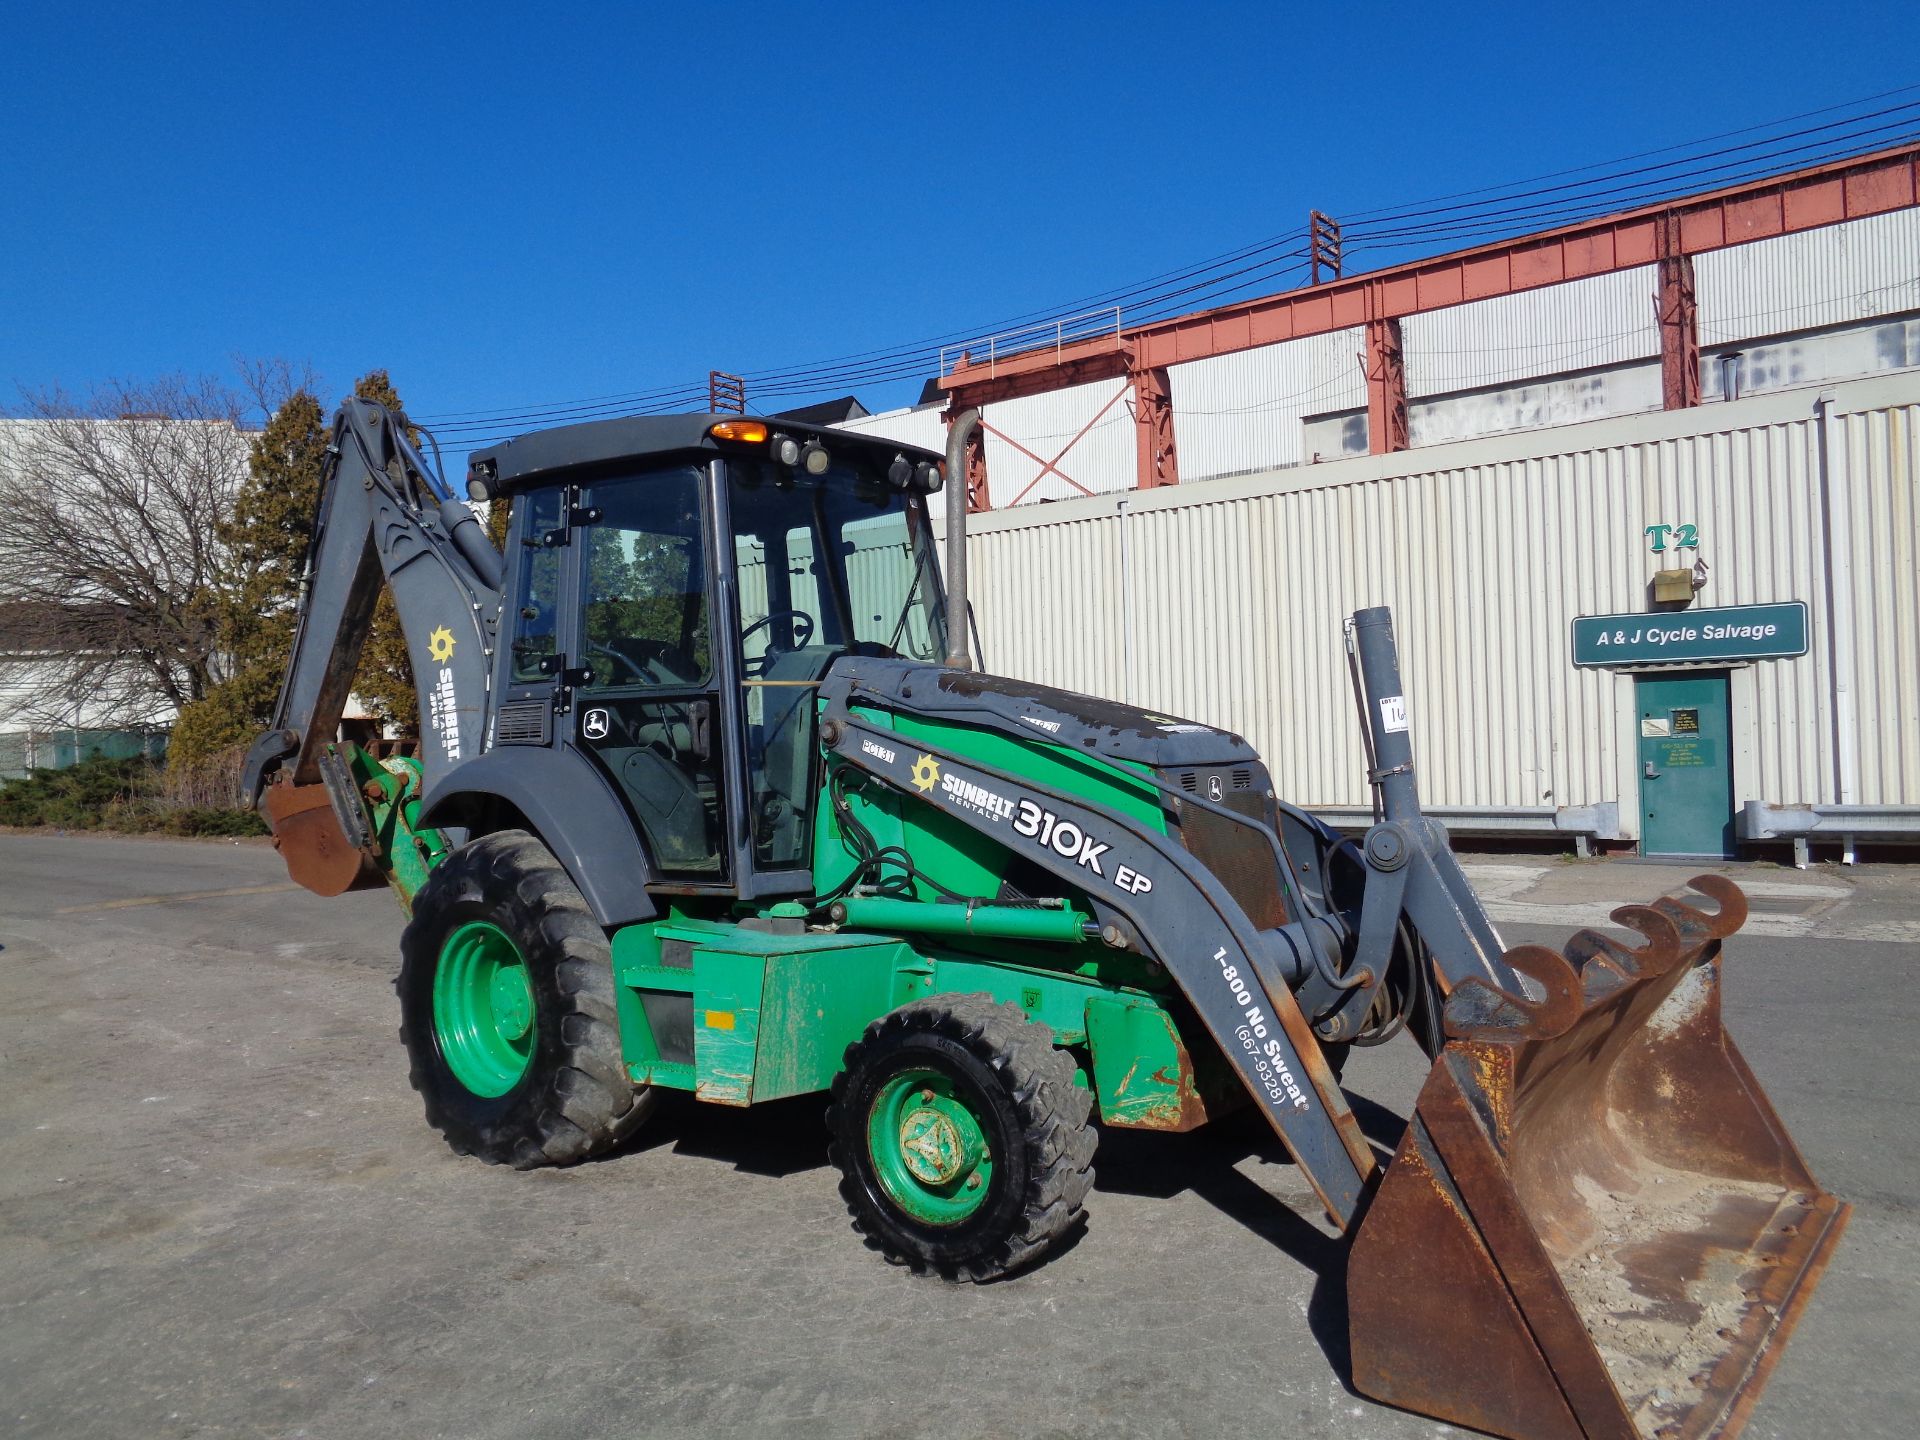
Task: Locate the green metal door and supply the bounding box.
[1636,671,1734,858]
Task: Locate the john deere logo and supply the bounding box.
[910,754,940,792]
[427,626,457,663]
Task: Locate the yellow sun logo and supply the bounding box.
[910,754,940,792]
[427,626,457,663]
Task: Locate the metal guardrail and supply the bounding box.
[1309,802,1622,857]
[1738,801,1920,867]
[938,308,1124,381]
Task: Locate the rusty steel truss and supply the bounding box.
[939,143,1920,507]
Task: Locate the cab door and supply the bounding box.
[571,464,729,881]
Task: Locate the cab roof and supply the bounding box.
[467,413,942,494]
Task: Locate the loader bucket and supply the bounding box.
[1347,876,1848,1440]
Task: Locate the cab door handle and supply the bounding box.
[1643,760,1661,779]
[688,700,713,761]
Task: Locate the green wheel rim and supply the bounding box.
[867,1067,993,1225]
[432,920,535,1098]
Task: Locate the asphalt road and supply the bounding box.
[2,833,1914,1439]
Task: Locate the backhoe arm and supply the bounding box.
[241,397,504,897]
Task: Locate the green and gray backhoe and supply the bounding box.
[243,397,1847,1440]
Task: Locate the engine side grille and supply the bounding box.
[1166,786,1289,930]
[494,699,551,746]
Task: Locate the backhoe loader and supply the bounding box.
[244,396,1847,1440]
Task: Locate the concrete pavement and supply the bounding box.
[1,832,1915,1439]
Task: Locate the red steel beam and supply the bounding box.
[1656,212,1702,409]
[941,143,1920,409]
[1130,362,1180,487]
[1364,317,1408,454]
[942,407,991,511]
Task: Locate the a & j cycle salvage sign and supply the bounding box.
[1571,601,1809,667]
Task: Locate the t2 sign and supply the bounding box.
[1646,523,1700,554]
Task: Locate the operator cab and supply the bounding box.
[471,416,948,900]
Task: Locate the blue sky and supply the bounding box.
[2,2,1914,454]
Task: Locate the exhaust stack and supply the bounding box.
[942,408,978,671]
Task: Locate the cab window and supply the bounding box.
[580,466,710,689]
[510,489,564,684]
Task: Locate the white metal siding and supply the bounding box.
[969,512,1124,698]
[977,378,1136,507]
[1698,209,1920,345]
[1829,400,1920,802]
[1166,328,1366,479]
[959,373,1920,819]
[1405,267,1660,399]
[1700,316,1920,399]
[1407,360,1663,446]
[832,404,948,454]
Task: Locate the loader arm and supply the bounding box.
[241,397,505,897]
[817,674,1382,1226]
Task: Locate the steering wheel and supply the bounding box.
[587,637,701,686]
[741,608,817,677]
[586,639,648,684]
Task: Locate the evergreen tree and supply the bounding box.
[349,369,419,729]
[167,388,328,771]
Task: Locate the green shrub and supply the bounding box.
[0,754,264,835]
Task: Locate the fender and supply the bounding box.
[420,745,658,928]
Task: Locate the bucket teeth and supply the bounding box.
[1605,903,1687,979]
[1563,927,1643,1000]
[1442,876,1753,1042]
[1442,944,1582,1041]
[1661,872,1749,940]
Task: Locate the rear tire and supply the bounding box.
[398,829,652,1168]
[828,995,1096,1282]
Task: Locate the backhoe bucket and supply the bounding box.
[263,778,383,896]
[1347,876,1848,1440]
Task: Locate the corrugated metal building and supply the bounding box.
[837,207,1920,858]
[945,371,1918,857]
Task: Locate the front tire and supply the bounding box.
[828,995,1096,1282]
[398,829,652,1167]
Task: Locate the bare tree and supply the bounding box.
[0,376,254,728]
[232,355,321,425]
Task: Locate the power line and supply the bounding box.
[1343,106,1920,245]
[1339,81,1920,222]
[423,90,1920,446]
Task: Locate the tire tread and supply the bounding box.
[398,829,652,1168]
[827,993,1097,1283]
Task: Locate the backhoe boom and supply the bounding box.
[241,398,502,895]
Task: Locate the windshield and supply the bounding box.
[729,456,946,670]
[728,453,945,872]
